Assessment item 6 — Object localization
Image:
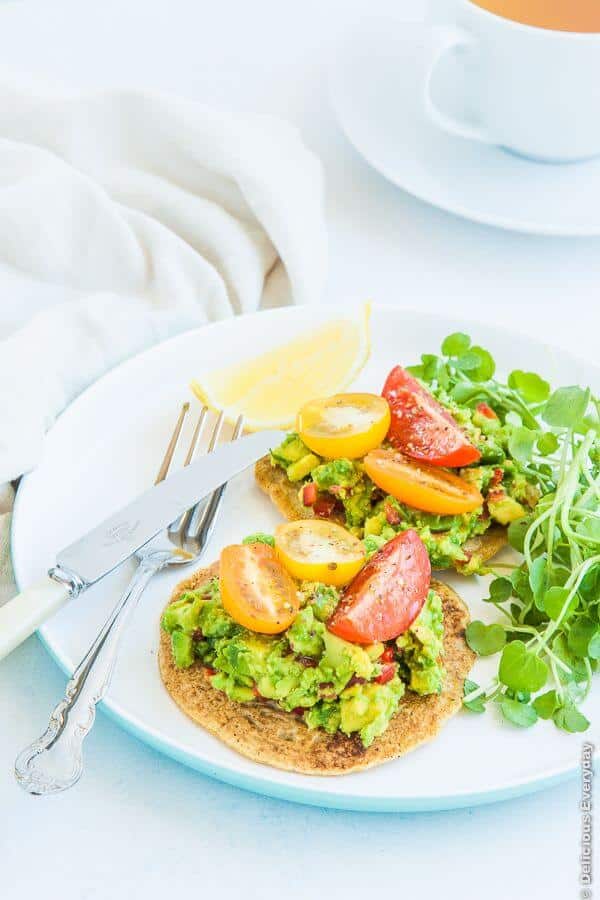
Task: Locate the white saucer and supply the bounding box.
[329,18,600,236]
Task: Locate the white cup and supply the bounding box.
[421,0,600,162]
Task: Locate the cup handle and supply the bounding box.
[423,25,494,145]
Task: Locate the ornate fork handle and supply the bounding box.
[15,553,167,795]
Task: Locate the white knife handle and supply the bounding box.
[0,578,71,661]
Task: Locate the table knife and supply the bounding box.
[0,428,283,661]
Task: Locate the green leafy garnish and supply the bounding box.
[442,332,471,356]
[508,370,550,404]
[552,703,590,733]
[543,386,589,428]
[499,696,538,728]
[463,679,486,713]
[499,641,548,692]
[533,690,560,719]
[537,432,559,456]
[466,621,506,656]
[419,333,599,735]
[508,427,537,464]
[489,577,513,602]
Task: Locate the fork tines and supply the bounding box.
[162,404,244,555]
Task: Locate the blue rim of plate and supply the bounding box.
[9,307,597,812]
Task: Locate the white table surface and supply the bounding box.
[0,1,596,897]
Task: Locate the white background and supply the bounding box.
[0,1,597,898]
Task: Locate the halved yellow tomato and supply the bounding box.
[220,543,300,634]
[363,448,483,515]
[275,520,366,586]
[297,393,390,459]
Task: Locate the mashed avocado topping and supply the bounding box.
[162,577,445,747]
[270,382,541,570]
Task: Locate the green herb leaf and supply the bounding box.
[553,703,590,734]
[543,586,577,622]
[568,617,599,658]
[528,555,548,610]
[500,696,538,728]
[455,351,481,373]
[543,386,589,428]
[576,516,600,543]
[508,426,537,464]
[463,678,486,713]
[588,631,600,660]
[536,432,559,456]
[442,332,471,356]
[507,519,529,554]
[450,383,483,404]
[533,690,560,719]
[465,621,506,656]
[421,354,441,382]
[499,640,548,692]
[507,370,550,404]
[505,410,522,428]
[511,567,533,604]
[579,564,600,603]
[468,346,496,382]
[489,577,513,603]
[552,634,588,683]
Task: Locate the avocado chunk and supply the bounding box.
[364,510,386,537]
[487,491,525,525]
[161,594,202,634]
[215,632,275,680]
[257,653,305,701]
[396,590,445,694]
[287,606,325,657]
[270,432,313,467]
[322,629,374,680]
[364,641,385,661]
[242,532,275,547]
[342,481,375,528]
[301,582,340,622]
[363,532,389,558]
[287,453,321,482]
[171,630,195,668]
[472,408,501,433]
[340,679,405,747]
[312,458,360,491]
[304,701,341,734]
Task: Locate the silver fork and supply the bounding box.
[14,405,243,796]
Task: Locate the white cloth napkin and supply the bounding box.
[0,76,327,604]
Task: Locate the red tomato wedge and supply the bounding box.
[363,448,483,515]
[327,530,431,643]
[382,366,481,467]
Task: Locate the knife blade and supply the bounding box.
[56,428,284,586]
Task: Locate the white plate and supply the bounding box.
[11,305,599,811]
[329,18,600,236]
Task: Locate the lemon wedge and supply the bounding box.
[191,303,371,430]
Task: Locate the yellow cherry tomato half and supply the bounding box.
[297,393,391,459]
[220,543,300,634]
[363,448,483,515]
[275,520,366,586]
